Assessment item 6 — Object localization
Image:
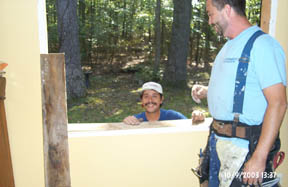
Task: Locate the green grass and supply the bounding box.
[67,72,209,123]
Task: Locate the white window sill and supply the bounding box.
[68,118,212,137]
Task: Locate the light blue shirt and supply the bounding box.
[208,26,286,147]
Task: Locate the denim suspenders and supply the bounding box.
[208,30,265,187]
[232,30,265,135]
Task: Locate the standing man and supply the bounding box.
[192,0,286,186]
[123,82,187,125]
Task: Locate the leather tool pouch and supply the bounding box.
[247,126,280,165]
[198,144,210,183]
[192,128,211,184]
[247,132,280,167]
[231,134,281,186]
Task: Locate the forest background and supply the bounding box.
[46,0,261,123]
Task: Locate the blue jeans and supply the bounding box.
[208,132,220,187]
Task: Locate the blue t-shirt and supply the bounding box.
[134,109,187,121]
[207,26,286,147]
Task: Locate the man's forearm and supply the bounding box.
[253,84,287,160]
[242,85,286,185]
[253,101,286,159]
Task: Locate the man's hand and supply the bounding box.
[191,85,208,104]
[192,110,205,124]
[242,83,287,186]
[123,116,141,125]
[242,153,266,186]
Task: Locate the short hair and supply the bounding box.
[211,0,246,17]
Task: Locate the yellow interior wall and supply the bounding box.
[69,1,288,186]
[69,130,208,187]
[0,1,45,187]
[0,0,287,187]
[275,0,288,187]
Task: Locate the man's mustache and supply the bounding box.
[144,102,157,106]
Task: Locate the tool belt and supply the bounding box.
[192,31,267,184]
[211,119,262,141]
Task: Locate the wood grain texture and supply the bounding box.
[261,0,271,33]
[41,54,71,187]
[0,77,15,187]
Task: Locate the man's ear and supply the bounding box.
[223,4,232,18]
[161,96,164,104]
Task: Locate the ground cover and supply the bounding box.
[67,63,210,123]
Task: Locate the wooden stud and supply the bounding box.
[41,54,71,187]
[261,0,271,33]
[0,77,15,187]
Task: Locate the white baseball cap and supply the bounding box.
[141,82,163,94]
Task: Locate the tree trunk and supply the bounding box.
[128,2,136,40]
[154,0,161,76]
[88,0,96,65]
[189,34,194,65]
[194,6,201,67]
[189,3,194,65]
[194,31,201,67]
[56,0,86,98]
[161,19,166,56]
[164,0,191,87]
[122,0,127,38]
[78,0,86,21]
[203,13,211,71]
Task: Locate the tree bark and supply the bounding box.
[203,13,211,71]
[56,0,86,98]
[154,0,161,75]
[164,0,192,87]
[194,6,201,67]
[122,0,127,38]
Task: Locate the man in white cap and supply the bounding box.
[123,81,187,125]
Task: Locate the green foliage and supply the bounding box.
[47,0,262,122]
[68,73,141,123]
[134,63,162,82]
[46,1,59,53]
[46,0,261,64]
[67,72,209,123]
[246,0,262,25]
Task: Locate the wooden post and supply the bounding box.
[261,0,271,33]
[40,54,71,187]
[0,76,15,187]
